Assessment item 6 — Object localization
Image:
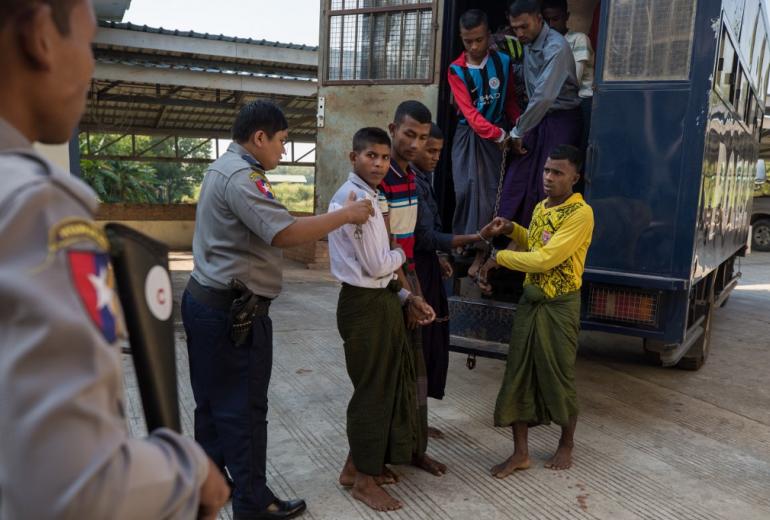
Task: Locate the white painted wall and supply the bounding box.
[34,142,70,171]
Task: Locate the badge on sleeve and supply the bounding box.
[68,251,122,343]
[250,170,275,200]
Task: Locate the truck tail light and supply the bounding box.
[588,285,659,326]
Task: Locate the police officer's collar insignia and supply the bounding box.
[241,153,265,171]
[67,251,125,343]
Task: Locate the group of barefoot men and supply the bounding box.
[1,0,594,518]
[325,0,596,512]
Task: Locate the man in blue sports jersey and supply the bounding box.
[448,9,521,237]
[448,9,520,275]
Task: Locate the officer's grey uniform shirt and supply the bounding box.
[511,23,582,139]
[191,142,296,298]
[0,118,208,519]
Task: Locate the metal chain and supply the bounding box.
[492,140,510,219]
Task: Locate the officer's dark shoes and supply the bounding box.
[234,498,307,520]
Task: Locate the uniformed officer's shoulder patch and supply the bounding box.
[46,218,124,343]
[240,153,275,200]
[67,250,124,343]
[249,169,275,200]
[49,217,109,253]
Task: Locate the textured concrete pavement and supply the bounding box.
[123,252,770,520]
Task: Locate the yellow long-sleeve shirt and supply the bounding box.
[496,193,594,298]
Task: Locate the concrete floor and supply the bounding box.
[124,252,770,520]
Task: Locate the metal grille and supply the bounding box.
[326,1,434,83]
[603,0,697,81]
[587,286,659,326]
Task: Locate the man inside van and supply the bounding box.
[498,0,583,228]
[448,9,520,277]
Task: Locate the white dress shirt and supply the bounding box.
[328,172,406,289]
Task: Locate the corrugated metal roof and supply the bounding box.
[95,56,318,83]
[99,20,319,51]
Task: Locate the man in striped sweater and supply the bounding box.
[379,100,446,477]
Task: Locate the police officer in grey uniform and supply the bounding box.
[182,101,373,520]
[0,1,230,518]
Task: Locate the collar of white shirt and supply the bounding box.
[348,172,377,196]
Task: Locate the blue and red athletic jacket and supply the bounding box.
[448,50,520,141]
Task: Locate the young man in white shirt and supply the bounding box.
[328,127,433,513]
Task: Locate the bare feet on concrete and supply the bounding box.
[412,453,447,476]
[490,452,531,479]
[544,443,573,470]
[427,426,444,439]
[340,455,399,487]
[352,474,402,512]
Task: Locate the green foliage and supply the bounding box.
[79,133,317,211]
[271,183,314,213]
[79,133,210,204]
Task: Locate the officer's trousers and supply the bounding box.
[181,288,276,513]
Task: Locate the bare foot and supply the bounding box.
[413,453,447,476]
[427,426,444,439]
[467,249,486,280]
[352,474,402,512]
[378,466,399,485]
[490,453,531,479]
[339,454,356,487]
[340,458,397,487]
[544,444,573,470]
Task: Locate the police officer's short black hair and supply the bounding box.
[548,144,583,172]
[429,123,444,141]
[393,100,432,126]
[353,127,391,152]
[232,100,289,143]
[459,9,489,31]
[508,0,543,18]
[0,0,79,34]
[541,0,567,12]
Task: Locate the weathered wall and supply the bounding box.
[315,85,440,211]
[314,0,445,212]
[95,205,317,261]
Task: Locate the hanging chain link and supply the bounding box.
[492,140,510,219]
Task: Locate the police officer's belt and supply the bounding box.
[187,276,270,315]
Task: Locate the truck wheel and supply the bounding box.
[642,339,664,365]
[677,280,715,371]
[752,218,770,252]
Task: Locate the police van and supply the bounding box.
[314,0,770,370]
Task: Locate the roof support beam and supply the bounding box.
[94,62,317,97]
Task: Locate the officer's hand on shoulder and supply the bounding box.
[343,190,374,224]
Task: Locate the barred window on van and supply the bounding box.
[603,0,697,81]
[326,1,435,84]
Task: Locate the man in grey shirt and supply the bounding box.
[182,100,373,520]
[497,0,583,227]
[0,1,229,518]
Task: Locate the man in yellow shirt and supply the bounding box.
[478,144,593,476]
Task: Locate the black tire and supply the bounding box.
[677,276,716,371]
[642,339,664,366]
[752,218,770,252]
